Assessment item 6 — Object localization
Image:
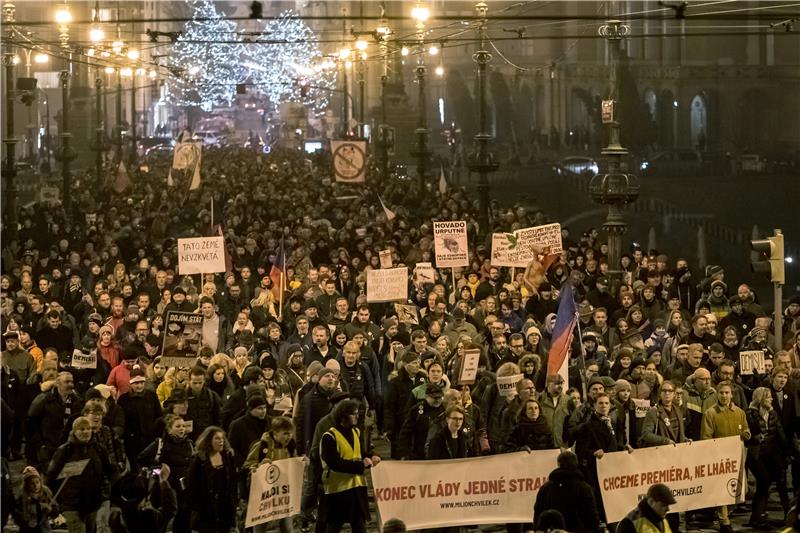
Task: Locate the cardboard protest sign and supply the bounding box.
[71,349,97,370]
[458,348,481,385]
[491,223,563,268]
[372,450,560,530]
[394,303,419,325]
[162,312,204,358]
[245,457,304,527]
[632,398,651,419]
[738,350,766,375]
[57,459,90,479]
[177,236,226,275]
[597,437,746,523]
[415,262,436,285]
[367,267,408,303]
[379,249,393,269]
[433,221,469,267]
[331,141,366,183]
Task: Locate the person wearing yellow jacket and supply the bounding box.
[318,399,380,533]
[616,483,677,533]
[700,380,751,533]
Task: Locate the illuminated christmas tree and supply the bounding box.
[243,10,336,113]
[165,0,246,111]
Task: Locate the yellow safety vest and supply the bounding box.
[632,515,673,533]
[321,427,366,495]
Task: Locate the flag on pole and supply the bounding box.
[111,160,131,193]
[168,130,202,190]
[269,237,286,300]
[547,282,578,385]
[378,195,396,221]
[438,167,447,195]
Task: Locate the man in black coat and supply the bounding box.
[534,450,600,533]
[26,372,84,468]
[383,353,425,459]
[185,366,222,440]
[220,366,263,430]
[117,369,162,469]
[397,383,445,460]
[227,395,269,471]
[35,309,74,355]
[293,368,336,455]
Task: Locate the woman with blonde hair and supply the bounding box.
[250,289,279,326]
[157,366,190,406]
[745,385,790,527]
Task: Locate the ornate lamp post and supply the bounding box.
[409,3,431,198]
[589,20,640,287]
[3,48,19,241]
[54,3,76,219]
[467,2,499,233]
[91,74,108,184]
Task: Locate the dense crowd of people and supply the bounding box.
[1,143,799,533]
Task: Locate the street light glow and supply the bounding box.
[127,49,140,60]
[104,66,115,74]
[428,45,439,55]
[89,27,104,42]
[401,46,410,56]
[411,5,430,22]
[338,48,351,60]
[355,39,368,51]
[435,65,444,76]
[34,53,49,64]
[55,8,72,24]
[120,67,133,77]
[12,55,20,65]
[112,41,124,53]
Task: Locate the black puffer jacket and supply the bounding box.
[46,435,113,517]
[137,432,195,494]
[501,414,555,452]
[533,466,601,533]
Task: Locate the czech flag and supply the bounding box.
[547,282,578,384]
[269,237,286,300]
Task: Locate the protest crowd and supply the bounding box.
[1,143,799,533]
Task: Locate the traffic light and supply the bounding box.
[751,232,785,284]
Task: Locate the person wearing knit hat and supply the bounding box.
[316,367,336,380]
[306,360,323,381]
[16,465,58,530]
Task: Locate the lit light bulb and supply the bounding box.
[89,27,104,42]
[149,69,157,78]
[355,39,368,51]
[360,52,368,60]
[401,46,410,56]
[127,49,140,60]
[120,67,133,77]
[411,5,430,23]
[34,53,49,64]
[112,41,124,53]
[104,66,115,74]
[12,55,20,65]
[55,8,72,24]
[338,48,351,60]
[428,45,439,55]
[435,65,444,76]
[345,61,352,69]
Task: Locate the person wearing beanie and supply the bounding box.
[11,465,59,532]
[228,392,269,472]
[610,378,639,452]
[384,350,426,459]
[243,417,298,533]
[708,279,731,320]
[280,344,307,398]
[107,343,146,399]
[117,365,162,469]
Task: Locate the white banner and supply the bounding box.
[367,267,408,303]
[596,436,747,523]
[177,236,226,275]
[245,457,305,527]
[372,451,560,529]
[491,223,563,267]
[433,221,469,267]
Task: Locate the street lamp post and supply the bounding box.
[130,72,137,164]
[467,2,499,233]
[92,75,106,184]
[58,70,76,219]
[339,51,350,137]
[589,20,640,289]
[409,4,431,198]
[115,71,123,162]
[3,51,19,241]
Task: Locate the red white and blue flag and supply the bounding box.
[547,282,578,384]
[269,237,286,300]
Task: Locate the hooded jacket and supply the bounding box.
[533,466,601,533]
